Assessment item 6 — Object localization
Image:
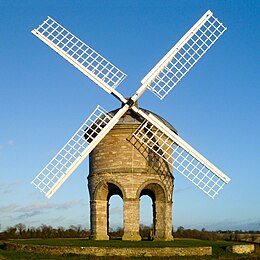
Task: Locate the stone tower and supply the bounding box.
[88,107,176,241]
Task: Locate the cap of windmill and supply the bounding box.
[110,107,178,135]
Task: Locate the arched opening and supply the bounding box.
[108,195,123,239]
[137,181,173,241]
[107,183,123,240]
[140,194,154,240]
[139,189,155,240]
[90,181,125,240]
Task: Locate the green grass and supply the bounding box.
[1,239,259,259]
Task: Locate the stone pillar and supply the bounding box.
[164,201,174,240]
[153,201,173,241]
[90,200,109,240]
[122,199,141,241]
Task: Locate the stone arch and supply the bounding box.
[136,179,167,202]
[93,178,126,201]
[90,178,125,240]
[137,179,172,240]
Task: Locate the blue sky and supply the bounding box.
[0,0,259,232]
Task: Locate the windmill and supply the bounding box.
[31,10,230,205]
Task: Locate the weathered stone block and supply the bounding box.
[227,244,255,254]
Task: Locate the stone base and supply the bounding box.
[227,244,255,254]
[4,242,212,257]
[90,234,109,240]
[154,235,174,241]
[122,233,142,241]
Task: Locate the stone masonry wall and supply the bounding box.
[88,116,174,241]
[4,242,212,257]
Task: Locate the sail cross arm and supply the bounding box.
[31,105,129,198]
[32,16,127,101]
[131,108,230,199]
[141,10,227,100]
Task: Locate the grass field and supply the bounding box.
[0,239,259,259]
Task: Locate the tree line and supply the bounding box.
[0,223,90,239]
[174,226,260,242]
[0,223,259,241]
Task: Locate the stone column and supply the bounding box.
[122,198,141,241]
[154,201,173,241]
[164,201,174,240]
[90,200,109,240]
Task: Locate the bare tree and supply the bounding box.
[15,223,26,236]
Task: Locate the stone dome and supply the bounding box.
[109,107,178,135]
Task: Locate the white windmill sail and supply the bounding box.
[141,10,227,100]
[31,105,129,198]
[32,16,127,102]
[131,107,230,199]
[31,10,230,199]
